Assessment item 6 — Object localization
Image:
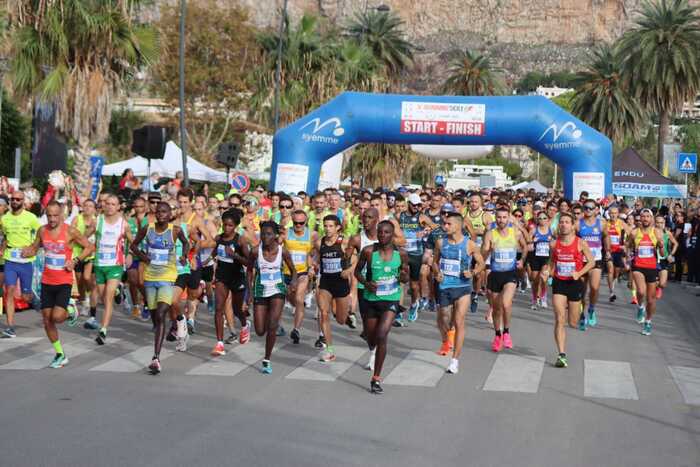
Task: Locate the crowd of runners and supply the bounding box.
[0,181,697,393]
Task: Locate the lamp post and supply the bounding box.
[273,0,289,133]
[0,57,8,146]
[178,0,189,187]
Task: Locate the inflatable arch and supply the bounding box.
[271,92,612,199]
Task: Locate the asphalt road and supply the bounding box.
[1,281,699,467]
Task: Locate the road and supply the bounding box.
[1,282,699,467]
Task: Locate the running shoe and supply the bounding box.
[49,353,69,369]
[83,317,99,330]
[304,292,313,309]
[555,354,568,368]
[540,296,548,308]
[67,304,80,327]
[370,379,383,394]
[578,314,587,331]
[530,299,537,311]
[392,313,406,327]
[211,342,226,356]
[407,302,419,322]
[276,326,286,337]
[80,301,90,316]
[655,288,662,299]
[470,296,478,314]
[642,321,652,336]
[636,306,646,324]
[225,331,238,345]
[447,328,455,349]
[609,294,617,303]
[114,284,123,304]
[319,347,336,362]
[446,358,459,374]
[365,348,376,371]
[418,297,427,312]
[491,334,503,352]
[175,333,189,352]
[437,340,451,356]
[261,359,272,374]
[131,306,140,320]
[148,357,161,375]
[166,326,177,342]
[140,307,150,322]
[502,332,513,349]
[239,322,251,345]
[588,309,598,327]
[314,335,327,349]
[176,317,188,339]
[347,314,357,329]
[95,330,107,345]
[290,328,300,345]
[187,319,195,335]
[630,295,638,305]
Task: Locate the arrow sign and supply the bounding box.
[677,153,697,174]
[229,171,250,192]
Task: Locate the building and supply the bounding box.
[532,86,573,98]
[681,95,700,119]
[446,164,512,190]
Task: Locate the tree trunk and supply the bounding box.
[72,140,92,201]
[657,110,670,172]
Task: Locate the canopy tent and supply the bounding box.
[613,147,687,198]
[511,180,548,193]
[102,141,228,183]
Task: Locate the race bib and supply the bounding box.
[216,245,234,263]
[376,278,399,296]
[45,253,66,270]
[610,235,620,246]
[440,258,461,277]
[322,257,342,274]
[97,245,118,266]
[149,248,169,266]
[494,248,516,263]
[638,245,654,258]
[10,248,25,261]
[261,270,282,296]
[535,242,549,257]
[291,251,307,266]
[405,238,419,252]
[591,247,602,261]
[556,261,575,277]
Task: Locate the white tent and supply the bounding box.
[511,180,549,193]
[102,141,228,183]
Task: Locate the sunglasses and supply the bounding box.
[293,221,306,226]
[583,206,595,211]
[514,214,523,218]
[538,216,548,221]
[11,197,23,201]
[230,203,241,207]
[280,205,293,209]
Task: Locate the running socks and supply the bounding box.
[503,328,509,334]
[100,327,107,336]
[90,307,97,318]
[53,340,63,355]
[495,330,502,337]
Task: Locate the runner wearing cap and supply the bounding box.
[466,193,493,314]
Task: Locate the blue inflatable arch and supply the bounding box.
[271,92,612,199]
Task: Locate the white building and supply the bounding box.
[532,86,573,98]
[681,95,700,119]
[446,164,512,190]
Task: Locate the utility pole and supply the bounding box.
[178,0,189,187]
[273,0,288,133]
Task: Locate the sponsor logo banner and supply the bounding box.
[400,102,485,136]
[538,121,583,150]
[300,117,345,144]
[613,182,687,198]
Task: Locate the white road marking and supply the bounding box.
[0,342,94,370]
[384,350,448,387]
[584,360,638,400]
[286,345,366,382]
[669,366,700,406]
[483,354,544,393]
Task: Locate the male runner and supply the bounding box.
[605,205,629,302]
[71,198,97,316]
[399,193,434,322]
[482,207,527,352]
[127,196,149,320]
[545,212,595,368]
[433,212,484,373]
[654,214,677,299]
[465,193,493,314]
[0,190,41,337]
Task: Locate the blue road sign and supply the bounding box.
[435,175,445,186]
[230,171,250,192]
[678,153,697,174]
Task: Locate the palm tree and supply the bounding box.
[442,49,503,96]
[571,45,647,145]
[345,10,416,73]
[617,0,700,170]
[9,0,158,194]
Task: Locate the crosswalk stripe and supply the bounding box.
[0,341,94,370]
[0,337,44,353]
[286,345,366,381]
[483,354,544,393]
[384,350,448,387]
[584,360,639,400]
[89,345,172,373]
[187,341,272,376]
[668,366,700,406]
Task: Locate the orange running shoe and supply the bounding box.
[630,295,638,305]
[437,340,451,356]
[447,328,456,349]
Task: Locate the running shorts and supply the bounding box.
[40,283,71,310]
[253,293,285,306]
[632,266,658,284]
[284,272,307,286]
[437,285,472,307]
[201,265,214,283]
[552,277,584,302]
[128,259,140,271]
[362,300,400,319]
[408,254,422,282]
[144,281,174,309]
[94,265,124,285]
[319,276,350,298]
[175,273,199,290]
[487,270,518,293]
[74,259,92,274]
[527,253,549,272]
[657,259,671,271]
[610,252,625,269]
[4,261,33,293]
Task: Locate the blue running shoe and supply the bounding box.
[470,296,478,314]
[641,321,652,336]
[276,326,286,337]
[636,306,645,324]
[392,313,406,327]
[49,353,69,368]
[407,303,419,322]
[67,303,79,327]
[578,314,587,331]
[261,360,272,374]
[588,308,597,327]
[141,307,151,322]
[83,317,99,330]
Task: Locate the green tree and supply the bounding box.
[571,45,647,144]
[9,0,158,195]
[442,49,503,96]
[617,0,700,170]
[345,10,416,73]
[0,89,30,179]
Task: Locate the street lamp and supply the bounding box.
[0,57,8,148]
[273,0,288,134]
[178,0,189,187]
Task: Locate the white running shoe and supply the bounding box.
[176,317,188,339]
[176,333,189,352]
[365,348,376,371]
[447,358,459,374]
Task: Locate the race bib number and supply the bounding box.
[556,261,575,277]
[376,278,399,296]
[149,248,169,266]
[45,253,66,270]
[216,245,233,263]
[405,238,419,252]
[440,258,461,277]
[610,235,620,246]
[535,242,549,257]
[494,249,516,263]
[291,251,307,266]
[638,245,654,258]
[10,248,24,260]
[591,247,602,261]
[322,257,342,274]
[97,246,117,266]
[261,270,282,296]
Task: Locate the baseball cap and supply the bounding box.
[397,186,408,193]
[485,202,496,210]
[408,193,422,205]
[215,193,225,201]
[441,203,456,213]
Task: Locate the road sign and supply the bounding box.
[435,175,445,186]
[229,171,250,192]
[677,153,697,174]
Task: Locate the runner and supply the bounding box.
[209,208,250,356]
[399,193,434,322]
[27,201,93,367]
[126,196,149,320]
[575,200,610,330]
[89,193,134,345]
[545,212,595,368]
[433,211,484,373]
[654,214,678,299]
[0,190,41,337]
[354,220,409,394]
[605,205,629,303]
[465,193,493,314]
[71,199,97,317]
[193,200,218,315]
[482,206,528,352]
[248,221,297,374]
[130,202,189,374]
[526,211,553,309]
[315,215,353,362]
[628,209,665,335]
